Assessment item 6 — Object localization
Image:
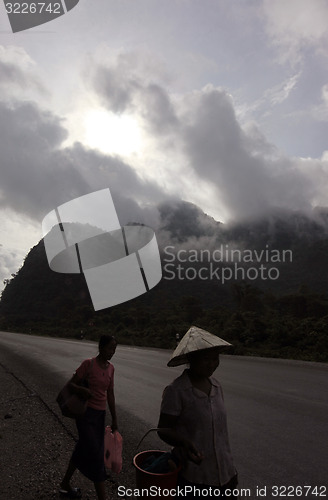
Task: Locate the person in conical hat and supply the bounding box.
[167,325,232,367]
[158,326,237,497]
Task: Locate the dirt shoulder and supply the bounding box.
[0,338,172,500]
[0,358,148,500]
[0,361,116,500]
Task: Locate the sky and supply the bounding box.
[0,0,328,288]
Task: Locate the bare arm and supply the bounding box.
[107,387,118,431]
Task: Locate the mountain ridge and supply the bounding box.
[1,202,328,362]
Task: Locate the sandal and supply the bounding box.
[59,487,82,498]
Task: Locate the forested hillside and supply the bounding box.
[1,204,328,362]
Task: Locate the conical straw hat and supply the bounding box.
[167,326,232,367]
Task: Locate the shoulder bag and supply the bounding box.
[56,358,94,419]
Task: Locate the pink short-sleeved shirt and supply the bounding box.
[75,357,114,411]
[160,369,235,487]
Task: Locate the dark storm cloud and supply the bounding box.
[0,100,89,219]
[0,57,46,96]
[89,59,179,134]
[0,47,171,226]
[61,142,167,227]
[94,59,322,219]
[139,83,179,135]
[92,64,137,113]
[0,99,169,229]
[0,60,28,87]
[2,48,327,237]
[179,87,323,219]
[181,88,286,218]
[87,54,328,222]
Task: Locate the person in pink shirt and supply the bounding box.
[60,335,118,500]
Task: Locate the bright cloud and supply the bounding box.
[262,0,328,65]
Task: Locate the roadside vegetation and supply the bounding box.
[1,240,327,363]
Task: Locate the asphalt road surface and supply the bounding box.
[1,331,327,498]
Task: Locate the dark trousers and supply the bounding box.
[71,407,106,483]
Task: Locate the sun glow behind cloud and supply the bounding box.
[83,109,142,157]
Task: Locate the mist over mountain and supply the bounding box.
[158,200,221,241]
[158,201,328,246]
[1,201,328,362]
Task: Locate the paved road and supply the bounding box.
[1,331,327,498]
